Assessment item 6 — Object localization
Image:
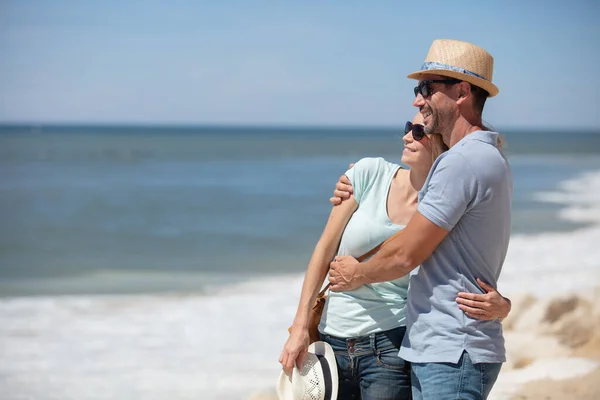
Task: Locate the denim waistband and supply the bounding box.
[322,326,406,356]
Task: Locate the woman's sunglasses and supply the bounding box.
[413,79,460,98]
[405,121,427,141]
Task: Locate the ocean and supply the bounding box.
[1,125,600,399]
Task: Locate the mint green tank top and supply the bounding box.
[319,157,409,338]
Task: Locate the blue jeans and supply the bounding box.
[410,351,502,400]
[320,327,411,400]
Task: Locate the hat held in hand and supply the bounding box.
[276,341,338,400]
[407,39,499,97]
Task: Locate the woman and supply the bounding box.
[279,113,511,399]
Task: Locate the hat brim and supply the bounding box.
[276,341,338,400]
[407,69,499,97]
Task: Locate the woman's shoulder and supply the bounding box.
[354,157,402,173]
[349,158,404,203]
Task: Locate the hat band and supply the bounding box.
[316,354,333,400]
[420,61,488,81]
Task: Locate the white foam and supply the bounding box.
[0,276,305,400]
[534,170,600,223]
[1,170,600,399]
[499,169,600,300]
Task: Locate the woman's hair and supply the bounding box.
[481,121,505,151]
[426,129,504,155]
[428,133,449,164]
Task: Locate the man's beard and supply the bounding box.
[425,106,454,133]
[423,107,438,135]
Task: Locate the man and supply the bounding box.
[328,39,512,399]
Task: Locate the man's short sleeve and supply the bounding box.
[417,153,478,231]
[344,157,382,204]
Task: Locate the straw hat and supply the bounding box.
[276,341,338,400]
[407,39,499,97]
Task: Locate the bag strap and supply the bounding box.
[356,229,403,263]
[318,229,404,295]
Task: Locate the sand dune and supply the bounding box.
[491,287,600,399]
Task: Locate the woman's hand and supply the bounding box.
[456,278,511,320]
[279,327,311,373]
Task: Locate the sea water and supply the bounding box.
[1,125,599,399]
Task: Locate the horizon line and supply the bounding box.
[0,121,599,133]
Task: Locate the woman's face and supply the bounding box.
[401,113,436,171]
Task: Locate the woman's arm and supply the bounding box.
[279,195,358,372]
[456,278,511,321]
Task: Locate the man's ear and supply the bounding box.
[457,81,471,102]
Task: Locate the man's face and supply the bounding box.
[412,74,460,139]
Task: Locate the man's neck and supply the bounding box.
[446,118,483,148]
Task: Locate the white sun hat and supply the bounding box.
[276,341,338,400]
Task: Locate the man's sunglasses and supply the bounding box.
[414,79,460,98]
[405,121,427,141]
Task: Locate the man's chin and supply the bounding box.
[424,124,436,136]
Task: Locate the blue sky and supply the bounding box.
[1,0,598,129]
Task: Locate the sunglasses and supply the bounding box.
[413,79,460,98]
[405,121,427,141]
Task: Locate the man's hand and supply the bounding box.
[456,278,512,320]
[329,255,363,291]
[329,164,354,206]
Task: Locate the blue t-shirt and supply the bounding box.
[399,131,512,364]
[319,157,410,338]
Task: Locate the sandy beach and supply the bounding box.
[489,288,600,399]
[517,358,600,400]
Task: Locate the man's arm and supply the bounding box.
[329,153,475,291]
[329,211,448,291]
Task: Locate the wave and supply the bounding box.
[501,169,600,299]
[533,169,600,224]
